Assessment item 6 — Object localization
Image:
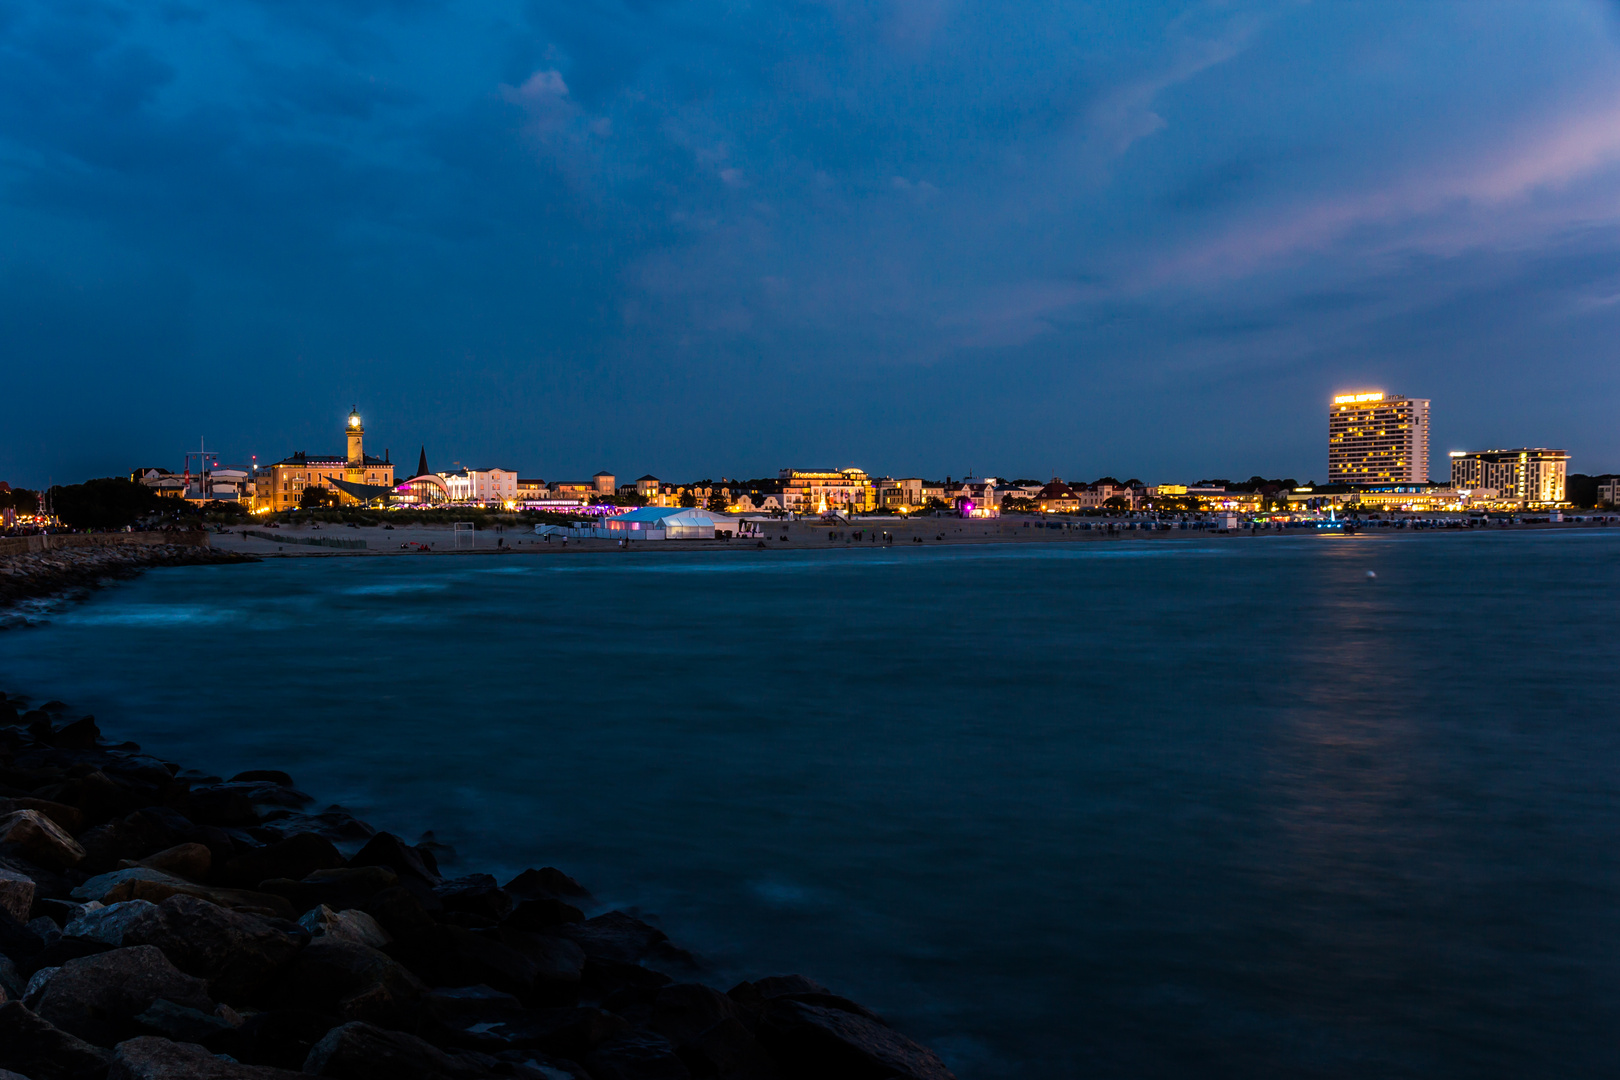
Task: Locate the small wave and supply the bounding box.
[342,582,449,596]
[64,605,239,627]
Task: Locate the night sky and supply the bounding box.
[4,1,1619,488]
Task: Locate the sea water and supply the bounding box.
[2,531,1617,1078]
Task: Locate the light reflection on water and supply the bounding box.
[2,533,1617,1079]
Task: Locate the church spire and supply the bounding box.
[416,446,430,479]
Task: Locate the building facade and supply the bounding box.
[779,468,876,513]
[255,410,394,512]
[441,467,518,505]
[1328,392,1430,484]
[1448,449,1568,506]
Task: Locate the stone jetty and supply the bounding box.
[0,536,254,619]
[0,693,956,1080]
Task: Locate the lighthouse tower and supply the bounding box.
[345,408,365,492]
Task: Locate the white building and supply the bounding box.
[441,467,519,505]
[1448,449,1567,506]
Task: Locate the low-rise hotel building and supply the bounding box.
[780,468,876,513]
[1448,449,1567,506]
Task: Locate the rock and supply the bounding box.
[358,885,435,939]
[557,912,692,972]
[132,997,239,1043]
[683,1017,781,1080]
[436,875,513,922]
[730,976,827,1003]
[123,842,212,880]
[0,952,22,999]
[230,770,294,786]
[0,810,87,869]
[584,1031,692,1080]
[0,796,86,835]
[303,1020,494,1079]
[221,834,343,889]
[74,869,296,922]
[755,998,956,1080]
[506,898,585,931]
[278,937,425,1027]
[23,966,60,1008]
[0,864,35,922]
[107,1035,308,1079]
[298,905,391,949]
[505,868,592,904]
[187,786,260,827]
[580,957,672,1004]
[0,1000,114,1080]
[34,945,214,1047]
[65,899,165,945]
[348,833,440,885]
[392,925,583,1000]
[418,984,527,1050]
[649,983,744,1048]
[73,868,191,903]
[101,895,307,1003]
[35,897,98,927]
[230,1009,339,1071]
[262,866,399,916]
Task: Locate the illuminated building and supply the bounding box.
[1447,449,1567,506]
[1286,484,1470,512]
[1036,480,1080,512]
[255,409,395,512]
[779,468,876,513]
[1328,391,1430,484]
[875,477,926,509]
[440,467,518,505]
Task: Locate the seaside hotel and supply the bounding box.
[1328,391,1430,484]
[1447,449,1568,506]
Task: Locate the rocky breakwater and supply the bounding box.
[0,692,957,1080]
[0,541,255,621]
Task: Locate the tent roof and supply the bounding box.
[614,507,732,525]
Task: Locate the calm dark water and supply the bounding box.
[3,532,1618,1078]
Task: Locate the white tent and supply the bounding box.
[601,506,736,539]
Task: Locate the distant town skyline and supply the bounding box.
[3,3,1617,486]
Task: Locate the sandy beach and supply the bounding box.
[205,514,1606,559]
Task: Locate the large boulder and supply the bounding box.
[755,998,956,1080]
[107,1035,308,1079]
[557,911,691,971]
[34,945,214,1047]
[0,809,87,869]
[221,834,343,889]
[0,865,35,922]
[347,833,440,885]
[122,842,213,881]
[69,895,307,1003]
[74,868,296,921]
[262,866,400,916]
[302,1021,494,1079]
[298,905,391,949]
[277,937,425,1027]
[390,925,583,1001]
[0,1000,113,1080]
[583,1031,693,1080]
[419,986,627,1057]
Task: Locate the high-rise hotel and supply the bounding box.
[1327,391,1430,484]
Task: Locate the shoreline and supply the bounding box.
[0,695,955,1079]
[205,515,1618,560]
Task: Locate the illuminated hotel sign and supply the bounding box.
[1332,392,1385,404]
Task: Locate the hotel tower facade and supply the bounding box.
[1328,391,1430,484]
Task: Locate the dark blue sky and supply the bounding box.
[4,1,1619,487]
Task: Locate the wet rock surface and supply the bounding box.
[0,689,956,1078]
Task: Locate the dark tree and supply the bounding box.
[50,478,165,529]
[299,485,337,509]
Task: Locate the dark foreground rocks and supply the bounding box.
[0,691,956,1080]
